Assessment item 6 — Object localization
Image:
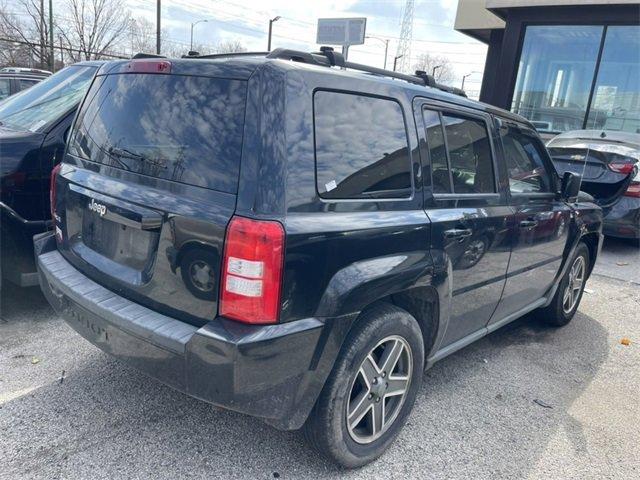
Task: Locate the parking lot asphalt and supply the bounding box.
[1,241,638,480]
[593,237,640,284]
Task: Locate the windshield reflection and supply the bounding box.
[0,65,97,132]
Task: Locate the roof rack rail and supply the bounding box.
[182,51,270,59]
[131,53,166,59]
[267,46,467,97]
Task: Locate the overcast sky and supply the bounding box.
[128,0,487,94]
[4,0,487,94]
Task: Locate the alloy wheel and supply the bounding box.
[346,335,413,444]
[562,255,585,314]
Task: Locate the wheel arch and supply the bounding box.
[345,286,441,364]
[580,231,600,278]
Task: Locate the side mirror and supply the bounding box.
[63,128,70,144]
[560,171,581,202]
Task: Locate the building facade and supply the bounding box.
[455,0,640,135]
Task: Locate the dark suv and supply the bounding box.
[36,50,602,468]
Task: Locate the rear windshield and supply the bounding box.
[69,73,247,193]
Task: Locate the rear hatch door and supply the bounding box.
[55,63,248,325]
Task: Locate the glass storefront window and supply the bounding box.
[585,26,640,133]
[511,25,603,133]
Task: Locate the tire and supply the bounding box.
[536,242,590,327]
[303,303,424,468]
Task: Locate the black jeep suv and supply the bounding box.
[36,50,602,467]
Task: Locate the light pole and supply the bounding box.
[366,35,390,70]
[267,16,280,51]
[432,65,442,78]
[190,19,209,51]
[393,54,403,72]
[461,71,480,90]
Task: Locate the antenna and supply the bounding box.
[395,0,414,73]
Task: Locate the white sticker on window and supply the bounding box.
[325,180,337,192]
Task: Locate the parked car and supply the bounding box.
[36,49,602,468]
[0,68,51,102]
[0,67,52,74]
[548,130,639,239]
[0,61,103,287]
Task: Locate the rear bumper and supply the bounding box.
[36,233,346,430]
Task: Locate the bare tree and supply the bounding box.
[413,53,454,84]
[60,0,131,61]
[214,39,246,54]
[161,37,247,58]
[0,0,54,68]
[129,17,155,55]
[159,28,194,58]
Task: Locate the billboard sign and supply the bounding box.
[316,18,367,46]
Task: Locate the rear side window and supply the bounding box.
[500,127,552,193]
[314,91,412,199]
[69,74,247,193]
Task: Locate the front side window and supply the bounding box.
[585,26,640,133]
[314,91,412,200]
[500,127,552,194]
[441,114,495,194]
[511,25,603,133]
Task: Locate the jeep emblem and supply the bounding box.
[88,198,107,216]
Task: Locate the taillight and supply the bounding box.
[124,60,172,74]
[609,162,635,174]
[624,182,640,198]
[220,216,285,324]
[50,163,62,221]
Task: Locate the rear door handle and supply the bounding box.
[444,228,473,240]
[520,219,539,228]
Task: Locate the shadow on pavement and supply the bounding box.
[0,283,51,323]
[0,309,609,479]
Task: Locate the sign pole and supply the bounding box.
[341,45,349,62]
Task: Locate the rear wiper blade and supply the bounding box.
[108,146,144,160]
[108,146,168,169]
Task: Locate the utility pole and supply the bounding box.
[267,16,280,51]
[156,0,161,55]
[48,0,54,71]
[39,0,45,69]
[130,18,136,55]
[59,34,64,66]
